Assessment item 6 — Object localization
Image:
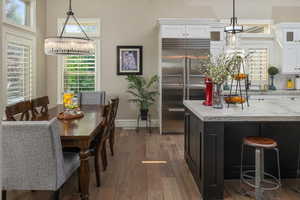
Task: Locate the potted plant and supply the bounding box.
[126,75,159,120]
[268,65,279,90]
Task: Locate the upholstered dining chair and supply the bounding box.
[31,96,50,118]
[5,100,32,121]
[1,118,80,200]
[79,91,106,105]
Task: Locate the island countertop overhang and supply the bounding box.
[183,100,300,122]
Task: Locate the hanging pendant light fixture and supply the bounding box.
[225,0,243,49]
[224,0,243,34]
[45,0,94,56]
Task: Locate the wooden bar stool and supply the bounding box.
[240,136,281,200]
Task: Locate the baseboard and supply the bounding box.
[115,119,159,129]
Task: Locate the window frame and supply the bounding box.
[57,18,101,37]
[2,0,37,32]
[2,27,37,106]
[57,40,101,103]
[239,40,274,89]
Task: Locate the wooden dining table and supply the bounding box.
[36,104,104,200]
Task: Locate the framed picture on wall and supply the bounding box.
[117,46,143,75]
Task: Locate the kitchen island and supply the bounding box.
[183,100,300,200]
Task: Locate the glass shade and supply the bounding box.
[45,37,94,55]
[226,33,240,49]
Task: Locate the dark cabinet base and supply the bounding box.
[184,108,300,200]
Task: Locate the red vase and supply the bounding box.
[203,78,213,106]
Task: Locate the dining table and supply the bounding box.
[35,104,104,200]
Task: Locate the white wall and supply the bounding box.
[45,0,300,120]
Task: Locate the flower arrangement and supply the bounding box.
[63,93,78,109]
[199,53,242,85]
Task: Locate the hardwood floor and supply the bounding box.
[6,128,300,200]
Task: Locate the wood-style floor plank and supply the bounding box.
[6,128,300,200]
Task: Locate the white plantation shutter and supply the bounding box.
[6,40,32,105]
[63,55,96,93]
[248,48,268,87]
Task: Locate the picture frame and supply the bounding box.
[117,46,143,75]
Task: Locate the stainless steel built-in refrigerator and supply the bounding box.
[161,38,210,134]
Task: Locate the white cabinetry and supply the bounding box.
[161,24,209,38]
[282,45,300,73]
[276,23,300,74]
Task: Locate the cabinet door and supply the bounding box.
[282,45,298,73]
[186,25,209,38]
[161,25,186,38]
[210,45,224,58]
[295,30,300,42]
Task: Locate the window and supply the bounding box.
[57,18,101,103]
[3,30,36,105]
[226,47,269,89]
[242,24,271,34]
[57,18,101,37]
[63,54,96,93]
[3,0,36,31]
[247,49,268,88]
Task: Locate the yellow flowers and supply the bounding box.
[63,93,79,109]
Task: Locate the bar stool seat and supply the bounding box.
[244,136,277,148]
[240,136,281,200]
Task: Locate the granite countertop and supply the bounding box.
[183,100,300,122]
[223,89,300,96]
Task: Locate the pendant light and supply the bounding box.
[45,0,94,56]
[225,0,243,49]
[224,0,243,33]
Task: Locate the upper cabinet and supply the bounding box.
[161,24,209,39]
[276,23,300,74]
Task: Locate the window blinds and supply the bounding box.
[6,41,32,105]
[63,55,96,93]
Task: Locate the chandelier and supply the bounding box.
[45,0,94,56]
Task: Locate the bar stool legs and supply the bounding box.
[240,140,281,199]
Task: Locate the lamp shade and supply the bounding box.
[45,37,94,55]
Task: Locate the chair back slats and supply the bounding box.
[31,96,49,117]
[5,100,32,121]
[111,98,119,122]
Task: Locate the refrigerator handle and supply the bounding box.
[187,58,190,100]
[183,56,186,100]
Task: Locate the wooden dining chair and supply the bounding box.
[5,100,32,121]
[31,96,50,118]
[109,97,119,156]
[89,103,113,187]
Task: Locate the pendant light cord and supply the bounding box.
[59,0,90,40]
[233,0,236,33]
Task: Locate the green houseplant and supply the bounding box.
[268,65,279,90]
[126,75,159,120]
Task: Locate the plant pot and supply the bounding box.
[140,109,149,120]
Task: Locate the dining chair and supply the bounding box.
[31,96,50,118]
[1,118,81,200]
[89,104,113,187]
[79,91,106,105]
[5,100,32,121]
[108,97,119,156]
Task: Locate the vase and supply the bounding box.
[203,78,213,106]
[140,109,149,120]
[269,75,276,90]
[213,84,223,109]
